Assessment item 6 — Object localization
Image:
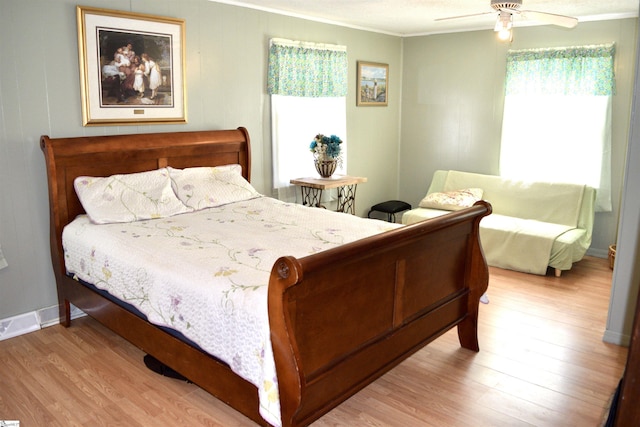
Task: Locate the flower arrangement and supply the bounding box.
[310,134,343,163]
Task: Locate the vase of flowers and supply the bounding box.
[310,134,342,178]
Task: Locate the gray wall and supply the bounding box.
[399,19,640,344]
[399,19,638,259]
[1,0,639,345]
[0,0,402,319]
[607,20,640,345]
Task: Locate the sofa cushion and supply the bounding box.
[479,214,574,275]
[419,188,483,211]
[442,171,585,227]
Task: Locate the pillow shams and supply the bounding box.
[74,168,192,224]
[419,188,483,211]
[168,165,260,210]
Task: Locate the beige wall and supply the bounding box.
[399,19,638,258]
[0,0,401,318]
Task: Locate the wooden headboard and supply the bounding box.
[40,127,251,279]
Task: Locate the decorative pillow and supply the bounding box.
[74,168,192,224]
[419,188,484,211]
[168,165,260,210]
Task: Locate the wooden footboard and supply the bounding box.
[269,202,490,426]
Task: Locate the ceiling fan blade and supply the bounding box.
[435,11,494,22]
[520,10,578,28]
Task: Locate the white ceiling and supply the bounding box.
[210,0,638,36]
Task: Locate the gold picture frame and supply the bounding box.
[356,61,388,106]
[77,6,186,126]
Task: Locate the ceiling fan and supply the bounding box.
[436,0,578,40]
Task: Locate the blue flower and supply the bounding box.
[310,133,343,161]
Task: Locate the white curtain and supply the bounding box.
[271,95,346,201]
[268,38,348,202]
[499,44,615,212]
[500,95,612,211]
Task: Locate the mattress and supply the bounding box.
[62,195,399,426]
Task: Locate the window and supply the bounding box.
[499,44,615,211]
[267,38,347,202]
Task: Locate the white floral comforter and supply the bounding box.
[62,196,399,426]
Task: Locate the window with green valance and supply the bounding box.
[500,43,616,212]
[268,38,348,201]
[505,43,615,96]
[267,38,348,98]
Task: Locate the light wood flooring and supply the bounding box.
[0,256,627,426]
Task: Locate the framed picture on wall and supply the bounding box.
[76,6,186,126]
[356,61,388,106]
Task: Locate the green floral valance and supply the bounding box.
[267,38,348,97]
[505,43,615,96]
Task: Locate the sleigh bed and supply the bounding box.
[41,127,491,427]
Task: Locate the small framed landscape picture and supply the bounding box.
[76,6,186,126]
[357,61,388,106]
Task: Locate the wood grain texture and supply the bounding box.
[614,275,640,425]
[40,128,490,426]
[0,256,624,426]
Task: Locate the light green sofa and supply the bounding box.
[402,170,596,276]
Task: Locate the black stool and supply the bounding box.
[367,200,412,223]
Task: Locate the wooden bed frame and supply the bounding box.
[41,127,491,427]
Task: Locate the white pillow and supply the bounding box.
[419,188,484,211]
[168,165,260,210]
[74,168,192,224]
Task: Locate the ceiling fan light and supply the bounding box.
[495,11,513,41]
[494,11,512,31]
[497,28,512,41]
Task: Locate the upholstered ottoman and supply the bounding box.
[368,200,411,223]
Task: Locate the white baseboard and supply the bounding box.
[603,329,631,346]
[0,304,86,341]
[38,305,62,328]
[0,312,40,341]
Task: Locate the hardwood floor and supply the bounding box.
[0,256,627,426]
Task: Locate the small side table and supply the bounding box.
[290,175,367,215]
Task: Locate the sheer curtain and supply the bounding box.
[268,38,347,202]
[499,43,615,211]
